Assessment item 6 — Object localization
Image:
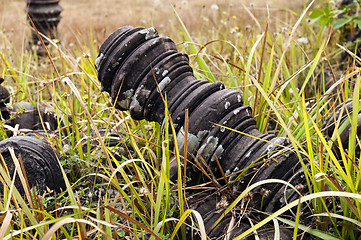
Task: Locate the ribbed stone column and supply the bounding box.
[96,26,311,239]
[25,0,63,52]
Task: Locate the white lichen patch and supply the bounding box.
[176,127,209,156]
[198,136,219,159]
[237,94,242,103]
[266,137,290,155]
[141,27,158,40]
[245,150,252,158]
[123,89,134,99]
[233,109,240,115]
[177,131,198,153]
[44,122,51,130]
[275,137,290,146]
[211,145,224,162]
[197,130,209,140]
[162,70,169,77]
[118,89,134,108]
[157,77,171,92]
[130,86,151,114]
[220,121,227,132]
[225,101,231,109]
[111,61,120,68]
[94,53,104,70]
[130,95,142,113]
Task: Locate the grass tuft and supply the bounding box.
[1,0,361,239]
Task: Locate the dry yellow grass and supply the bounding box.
[1,0,306,50]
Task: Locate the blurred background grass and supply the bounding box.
[1,0,306,49]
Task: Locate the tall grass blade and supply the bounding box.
[105,205,161,240]
[0,211,12,239]
[172,7,216,82]
[276,216,339,240]
[235,191,361,239]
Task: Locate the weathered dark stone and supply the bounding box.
[10,102,57,131]
[0,135,65,194]
[0,78,10,120]
[0,81,67,195]
[129,50,179,119]
[322,99,361,157]
[188,192,296,239]
[97,27,163,93]
[111,37,177,110]
[0,80,71,137]
[96,26,312,238]
[0,78,10,107]
[147,71,195,122]
[25,0,63,52]
[171,82,224,133]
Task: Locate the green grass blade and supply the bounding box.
[172,7,216,82]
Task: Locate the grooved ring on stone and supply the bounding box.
[0,136,65,194]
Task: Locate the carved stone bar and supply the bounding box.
[0,135,65,194]
[0,78,70,136]
[96,26,311,238]
[0,79,66,195]
[25,0,63,53]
